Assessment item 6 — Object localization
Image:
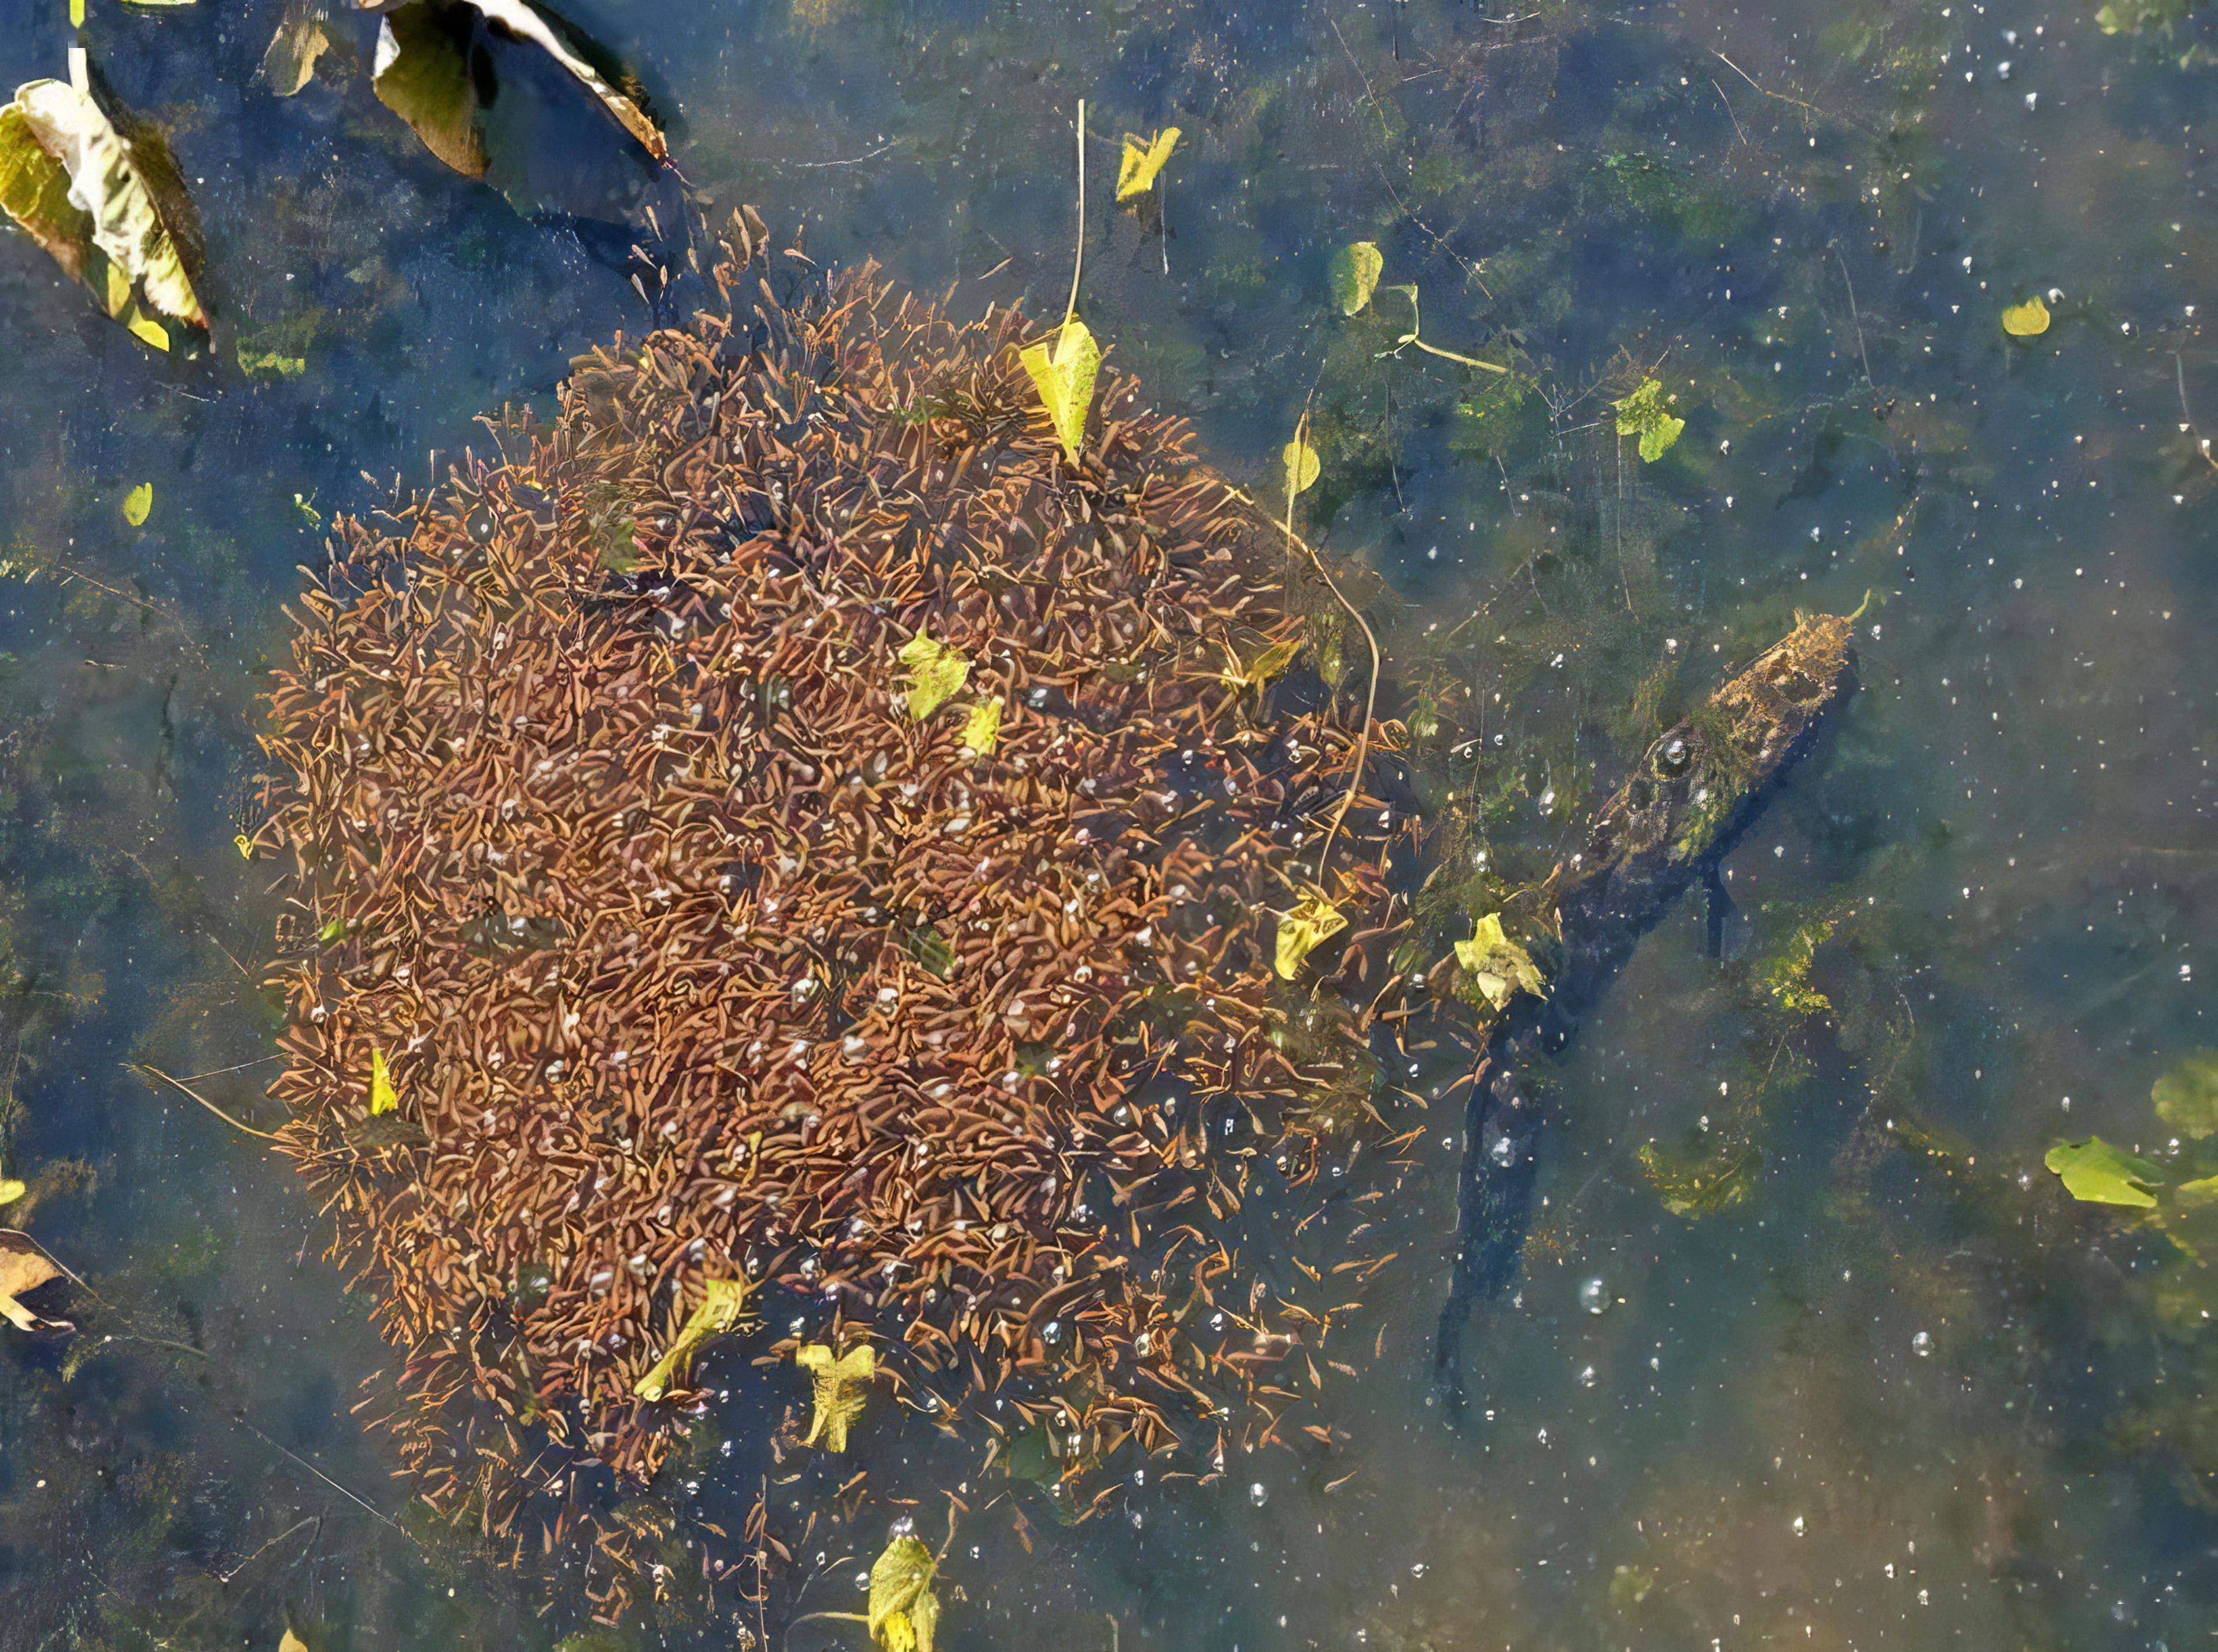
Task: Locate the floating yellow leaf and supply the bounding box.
[1282,437,1320,500]
[634,1278,755,1400]
[868,1533,942,1652]
[279,1631,308,1652]
[1115,126,1180,202]
[71,0,84,24]
[2001,296,2051,338]
[0,1179,23,1207]
[1018,317,1100,463]
[1221,635,1302,690]
[796,1341,875,1451]
[0,51,207,349]
[368,1046,398,1116]
[0,1229,73,1336]
[1274,890,1347,980]
[959,697,1002,755]
[123,482,152,526]
[233,832,254,859]
[898,631,970,720]
[1329,240,1383,317]
[1453,913,1548,1009]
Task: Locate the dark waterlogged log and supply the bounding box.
[1435,609,1861,1399]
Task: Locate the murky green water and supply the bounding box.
[0,0,2212,1646]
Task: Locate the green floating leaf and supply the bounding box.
[1452,913,1548,1009]
[1274,890,1347,980]
[1329,239,1383,317]
[368,1046,398,1116]
[959,697,1002,755]
[2001,296,2051,338]
[797,1341,876,1451]
[898,630,970,720]
[1282,436,1320,500]
[1638,1137,1760,1218]
[2176,1175,2218,1211]
[2045,1136,2159,1208]
[238,340,307,377]
[867,1533,941,1652]
[1613,378,1684,463]
[0,1179,24,1208]
[2154,1051,2218,1140]
[1,51,208,349]
[1018,317,1099,463]
[1115,126,1179,202]
[634,1278,755,1400]
[123,482,152,526]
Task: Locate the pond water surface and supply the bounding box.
[0,0,2212,1647]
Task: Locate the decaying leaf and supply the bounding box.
[867,1533,941,1652]
[633,1278,755,1399]
[797,1341,875,1451]
[1282,436,1320,500]
[2001,295,2051,338]
[1220,635,1302,690]
[1329,239,1383,317]
[370,0,668,180]
[0,1179,23,1207]
[1612,378,1684,463]
[1115,127,1179,202]
[959,697,1002,755]
[0,1230,74,1336]
[2154,1051,2218,1140]
[0,50,207,349]
[898,632,970,720]
[263,2,333,97]
[1018,317,1099,463]
[1274,890,1347,980]
[1453,913,1547,1009]
[368,1045,398,1115]
[123,481,152,526]
[2046,1136,2160,1208]
[1638,1137,1759,1217]
[279,1629,309,1652]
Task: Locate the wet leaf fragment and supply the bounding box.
[1115,126,1179,202]
[0,50,207,349]
[634,1278,755,1399]
[867,1533,941,1652]
[959,697,1002,755]
[898,632,970,720]
[1275,890,1347,980]
[2154,1051,2218,1140]
[2001,296,2051,338]
[1453,913,1547,1009]
[1329,240,1383,317]
[1221,635,1302,691]
[368,1045,398,1115]
[1612,378,1684,463]
[2046,1136,2159,1208]
[263,3,333,96]
[0,1179,23,1207]
[123,482,152,526]
[1018,318,1099,463]
[796,1342,875,1451]
[370,0,667,179]
[0,1230,73,1336]
[1282,436,1320,500]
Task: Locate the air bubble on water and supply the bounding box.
[1579,1277,1612,1315]
[1490,1135,1518,1167]
[1249,1482,1268,1507]
[1577,1365,1598,1388]
[1792,1515,1807,1536]
[1912,1330,1933,1356]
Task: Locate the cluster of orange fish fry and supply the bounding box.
[257,212,1415,1596]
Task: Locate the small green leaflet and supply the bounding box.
[1283,437,1320,500]
[898,631,970,720]
[368,1046,398,1116]
[1613,379,1684,463]
[959,698,1002,755]
[1221,635,1302,690]
[1329,241,1383,317]
[1018,318,1100,463]
[123,482,152,526]
[2045,1137,2159,1208]
[1453,913,1547,1009]
[2154,1051,2218,1140]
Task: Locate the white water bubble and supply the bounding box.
[1579,1277,1612,1315]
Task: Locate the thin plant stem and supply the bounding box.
[1064,98,1086,331]
[130,1062,283,1142]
